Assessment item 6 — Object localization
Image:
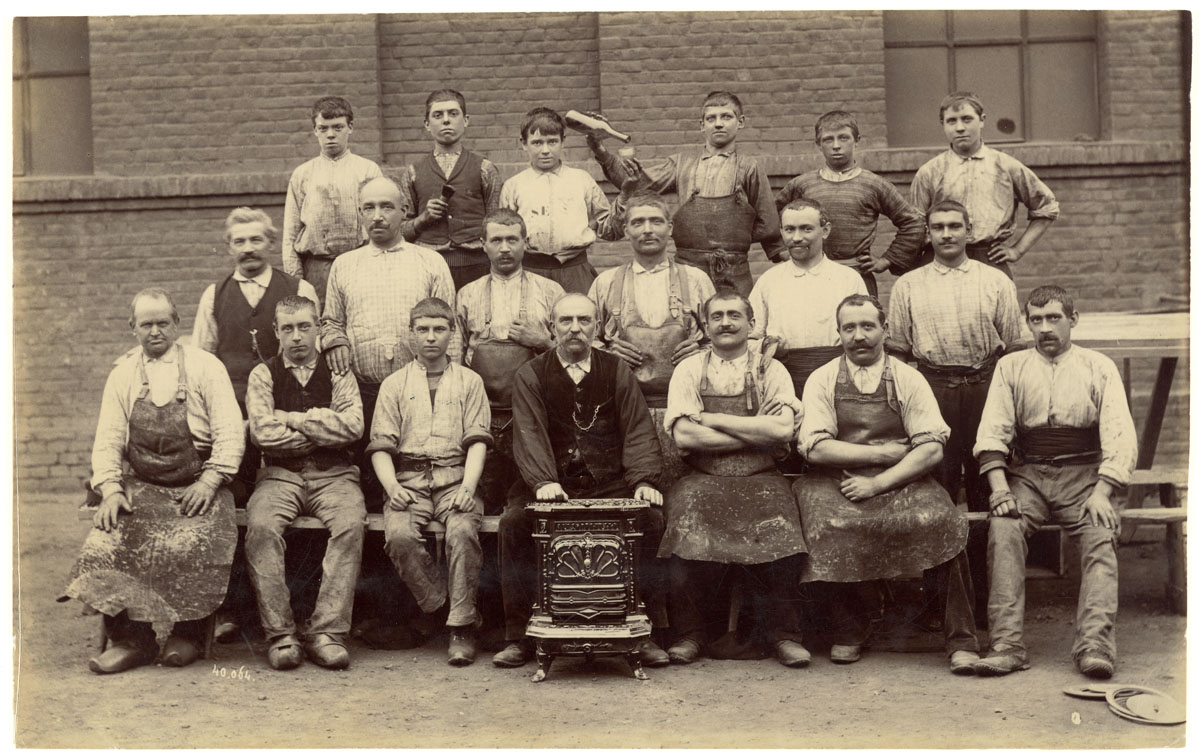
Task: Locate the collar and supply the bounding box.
[1035,343,1076,366]
[369,240,407,256]
[848,352,886,377]
[788,254,829,277]
[412,357,451,373]
[931,258,973,275]
[433,145,463,157]
[319,149,352,164]
[557,351,592,374]
[532,163,564,177]
[702,146,736,159]
[951,143,992,162]
[490,268,523,282]
[143,343,179,365]
[233,267,273,286]
[282,353,319,371]
[711,347,750,370]
[818,165,862,183]
[632,258,669,275]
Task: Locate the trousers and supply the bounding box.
[669,555,804,646]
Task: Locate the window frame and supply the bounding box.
[12,16,94,177]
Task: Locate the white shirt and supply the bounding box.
[558,351,592,385]
[749,255,868,348]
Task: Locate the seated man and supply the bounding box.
[494,293,669,668]
[369,297,492,666]
[62,288,244,673]
[661,290,809,667]
[972,285,1136,679]
[244,296,365,671]
[793,294,979,674]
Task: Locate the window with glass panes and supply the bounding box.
[13,17,94,176]
[883,10,1099,147]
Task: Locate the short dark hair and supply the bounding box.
[835,293,886,329]
[481,208,527,240]
[274,295,318,325]
[702,289,754,322]
[311,96,354,126]
[814,110,860,142]
[130,287,179,324]
[939,91,985,122]
[409,297,455,328]
[520,107,566,142]
[424,89,467,120]
[702,90,743,117]
[1025,285,1076,318]
[781,198,830,228]
[224,207,277,244]
[926,199,971,228]
[624,192,673,221]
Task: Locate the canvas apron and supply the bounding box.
[61,351,237,640]
[671,155,757,297]
[469,273,538,411]
[659,351,808,564]
[793,357,966,583]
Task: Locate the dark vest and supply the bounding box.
[214,267,299,404]
[264,354,353,471]
[412,150,487,247]
[533,349,624,490]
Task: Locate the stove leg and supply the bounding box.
[626,650,649,681]
[531,644,552,682]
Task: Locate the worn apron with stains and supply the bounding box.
[792,356,966,583]
[61,351,237,641]
[671,155,758,297]
[659,351,808,564]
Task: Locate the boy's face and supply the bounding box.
[410,316,453,365]
[425,99,469,148]
[625,204,672,257]
[780,206,830,264]
[521,129,563,172]
[817,126,858,171]
[482,221,526,276]
[942,103,984,157]
[274,307,319,365]
[700,105,744,150]
[927,209,971,264]
[314,114,352,159]
[227,220,272,279]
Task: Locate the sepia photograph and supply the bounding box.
[10,5,1190,748]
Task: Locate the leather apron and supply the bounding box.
[61,350,237,641]
[671,154,758,297]
[608,260,691,408]
[469,273,538,411]
[792,356,966,583]
[659,351,808,564]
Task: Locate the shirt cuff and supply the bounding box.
[197,469,227,490]
[462,430,495,450]
[365,438,397,456]
[799,431,834,459]
[97,480,125,500]
[977,450,1009,474]
[1097,471,1129,490]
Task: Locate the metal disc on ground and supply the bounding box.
[1062,683,1125,700]
[1105,686,1185,725]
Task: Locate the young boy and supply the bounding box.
[589,91,787,296]
[910,92,1059,278]
[499,107,622,294]
[774,110,925,296]
[399,89,503,291]
[282,96,383,307]
[368,297,492,666]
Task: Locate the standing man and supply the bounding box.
[457,208,565,513]
[887,200,1023,621]
[282,96,383,307]
[321,176,459,497]
[399,89,503,291]
[62,288,243,673]
[793,294,979,674]
[493,293,669,669]
[910,92,1059,277]
[749,198,868,399]
[972,285,1136,679]
[243,296,365,671]
[660,290,809,667]
[774,111,925,296]
[589,91,787,296]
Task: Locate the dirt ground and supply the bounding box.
[14,491,1186,749]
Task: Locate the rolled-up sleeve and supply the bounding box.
[1097,358,1137,486]
[972,357,1017,472]
[759,359,803,434]
[1009,158,1059,222]
[893,362,951,448]
[663,355,705,434]
[365,374,406,456]
[797,363,839,458]
[459,369,494,450]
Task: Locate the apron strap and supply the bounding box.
[611,262,633,321]
[136,345,187,402]
[668,259,685,320]
[174,347,189,402]
[484,274,531,336]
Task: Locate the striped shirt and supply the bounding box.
[974,345,1137,486]
[910,144,1059,247]
[886,259,1023,367]
[774,168,925,269]
[366,361,493,463]
[281,150,383,275]
[748,255,868,349]
[320,240,460,384]
[245,356,364,454]
[456,269,564,364]
[500,164,619,262]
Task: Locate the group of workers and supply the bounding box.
[61,88,1135,686]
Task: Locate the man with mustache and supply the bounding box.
[972,285,1135,679]
[493,293,669,669]
[887,199,1023,623]
[792,294,979,673]
[398,89,502,291]
[660,290,808,667]
[749,198,868,400]
[456,208,564,514]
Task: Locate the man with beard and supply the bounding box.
[492,293,669,669]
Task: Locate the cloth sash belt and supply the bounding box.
[1016,425,1103,466]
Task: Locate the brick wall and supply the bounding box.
[1104,11,1189,142]
[89,15,382,176]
